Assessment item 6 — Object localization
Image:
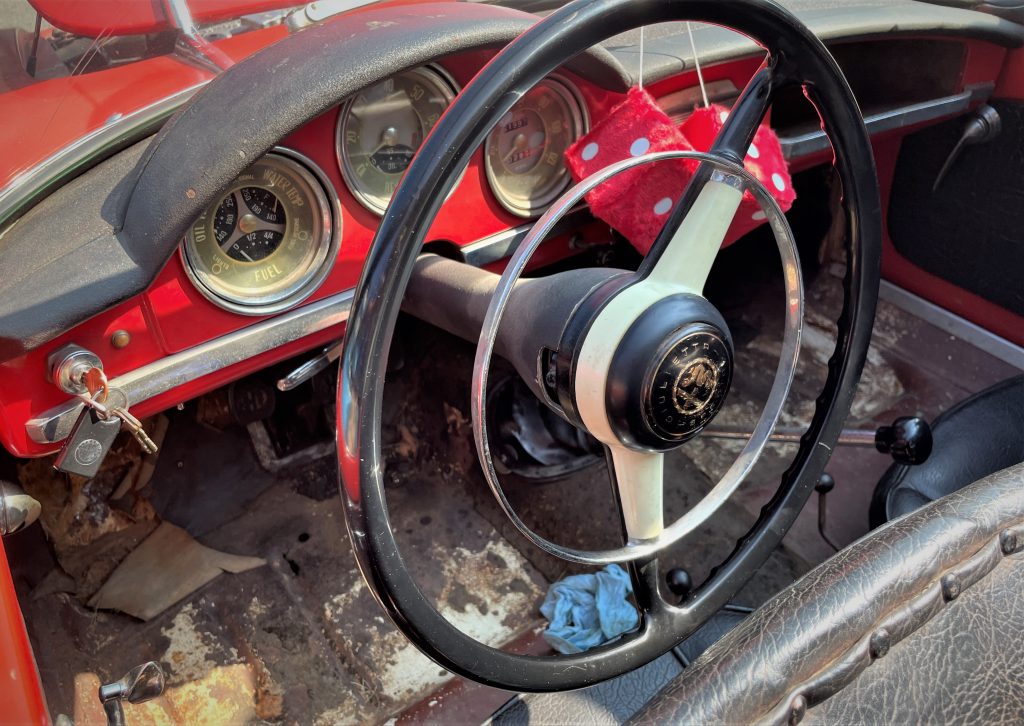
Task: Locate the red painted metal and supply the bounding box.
[28,0,297,37]
[996,47,1024,100]
[0,538,49,725]
[27,0,445,37]
[0,25,288,188]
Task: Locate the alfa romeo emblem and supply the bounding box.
[644,327,732,441]
[672,357,720,415]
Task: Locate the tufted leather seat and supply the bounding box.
[630,462,1024,724]
[871,375,1024,526]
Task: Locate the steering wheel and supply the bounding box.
[338,0,880,692]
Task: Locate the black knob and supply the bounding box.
[815,472,835,494]
[666,568,693,597]
[875,416,933,465]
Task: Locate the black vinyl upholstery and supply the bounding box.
[871,375,1024,525]
[632,463,1024,724]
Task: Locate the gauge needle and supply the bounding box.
[235,248,255,262]
[219,220,283,257]
[503,133,533,163]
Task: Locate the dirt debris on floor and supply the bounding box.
[8,246,1016,725]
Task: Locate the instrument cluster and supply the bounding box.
[182,65,589,313]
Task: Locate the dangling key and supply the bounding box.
[79,367,157,455]
[107,406,159,454]
[80,366,109,403]
[54,390,123,478]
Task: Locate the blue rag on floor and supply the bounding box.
[540,564,639,654]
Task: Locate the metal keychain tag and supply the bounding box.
[53,408,122,478]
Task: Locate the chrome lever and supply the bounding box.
[99,661,165,726]
[702,416,932,465]
[277,341,343,391]
[933,104,1001,192]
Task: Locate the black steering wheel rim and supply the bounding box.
[338,0,881,692]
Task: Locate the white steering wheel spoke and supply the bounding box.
[649,174,744,294]
[470,150,802,565]
[608,446,665,542]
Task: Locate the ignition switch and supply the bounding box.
[47,343,104,395]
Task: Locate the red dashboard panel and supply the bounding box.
[0,43,624,457]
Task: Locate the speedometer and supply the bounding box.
[485,76,587,218]
[182,150,339,315]
[337,66,457,214]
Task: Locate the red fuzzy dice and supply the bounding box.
[564,88,795,256]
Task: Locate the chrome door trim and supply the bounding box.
[879,280,1024,372]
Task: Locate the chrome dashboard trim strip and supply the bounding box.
[779,84,993,159]
[459,204,591,267]
[26,289,354,445]
[0,83,205,229]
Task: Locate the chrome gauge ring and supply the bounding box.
[182,147,340,315]
[337,66,460,215]
[484,74,588,218]
[471,150,804,565]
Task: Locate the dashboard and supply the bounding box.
[181,65,591,316]
[0,0,1021,460]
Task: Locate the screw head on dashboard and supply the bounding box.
[111,330,131,349]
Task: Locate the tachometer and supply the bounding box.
[182,150,338,315]
[485,76,586,218]
[337,66,457,214]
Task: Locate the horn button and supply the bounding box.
[604,294,733,451]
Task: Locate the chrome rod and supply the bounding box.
[702,425,876,447]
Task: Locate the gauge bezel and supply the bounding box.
[181,147,341,316]
[484,74,589,219]
[336,65,461,216]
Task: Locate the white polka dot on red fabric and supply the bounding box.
[581,142,599,161]
[747,144,760,159]
[771,172,786,192]
[654,197,673,215]
[630,137,651,156]
[751,210,767,221]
